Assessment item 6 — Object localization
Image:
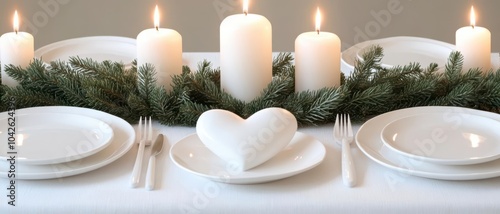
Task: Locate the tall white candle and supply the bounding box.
[456,6,491,72]
[295,8,340,92]
[1,10,34,87]
[220,0,272,102]
[137,5,182,91]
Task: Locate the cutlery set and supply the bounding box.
[130,117,164,190]
[138,113,357,187]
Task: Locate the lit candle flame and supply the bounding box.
[13,10,19,34]
[243,0,249,16]
[470,6,476,28]
[154,5,160,31]
[315,7,321,34]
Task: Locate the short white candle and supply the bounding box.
[456,6,491,72]
[1,10,34,87]
[220,0,272,102]
[295,8,341,92]
[137,5,182,91]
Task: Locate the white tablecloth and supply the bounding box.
[2,122,500,214]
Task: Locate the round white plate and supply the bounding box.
[170,132,326,184]
[35,36,136,66]
[356,106,500,180]
[0,106,135,179]
[381,112,500,165]
[0,112,114,165]
[341,36,455,74]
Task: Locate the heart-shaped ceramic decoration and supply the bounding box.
[196,107,298,171]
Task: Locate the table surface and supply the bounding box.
[2,121,500,214]
[2,52,500,213]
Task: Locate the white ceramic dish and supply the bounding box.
[170,132,326,184]
[356,37,454,68]
[35,36,136,66]
[0,112,114,165]
[356,106,500,180]
[0,106,135,179]
[381,112,500,165]
[341,36,455,74]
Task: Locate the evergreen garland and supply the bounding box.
[1,45,500,126]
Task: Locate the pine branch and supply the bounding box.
[2,86,62,108]
[345,45,384,91]
[2,48,500,127]
[283,87,343,125]
[272,52,294,75]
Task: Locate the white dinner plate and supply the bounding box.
[356,106,500,180]
[381,112,500,165]
[0,112,114,165]
[35,36,136,66]
[342,36,455,74]
[170,132,326,184]
[356,37,454,68]
[0,106,135,179]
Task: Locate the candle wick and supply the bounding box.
[15,30,18,35]
[471,25,475,29]
[316,29,320,35]
[244,11,248,16]
[156,26,159,31]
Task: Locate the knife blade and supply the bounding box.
[145,134,164,190]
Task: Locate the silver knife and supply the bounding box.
[145,134,164,190]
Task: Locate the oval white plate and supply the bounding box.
[341,36,455,74]
[356,37,454,68]
[381,112,500,165]
[0,112,114,165]
[35,36,136,66]
[170,132,325,184]
[357,106,500,180]
[0,106,135,179]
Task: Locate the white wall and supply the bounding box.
[1,0,499,52]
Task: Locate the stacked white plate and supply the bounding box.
[356,106,500,180]
[0,106,135,179]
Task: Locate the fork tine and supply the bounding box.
[342,114,346,137]
[344,114,348,137]
[148,116,153,145]
[347,114,353,137]
[339,114,343,137]
[334,114,339,136]
[142,116,147,141]
[138,116,143,141]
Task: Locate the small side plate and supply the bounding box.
[381,112,500,165]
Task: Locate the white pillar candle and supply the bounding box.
[456,6,491,72]
[295,8,340,92]
[220,0,272,102]
[137,5,182,91]
[1,10,34,87]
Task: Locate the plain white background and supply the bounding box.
[1,0,499,52]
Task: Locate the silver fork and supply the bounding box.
[130,116,152,188]
[333,114,357,187]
